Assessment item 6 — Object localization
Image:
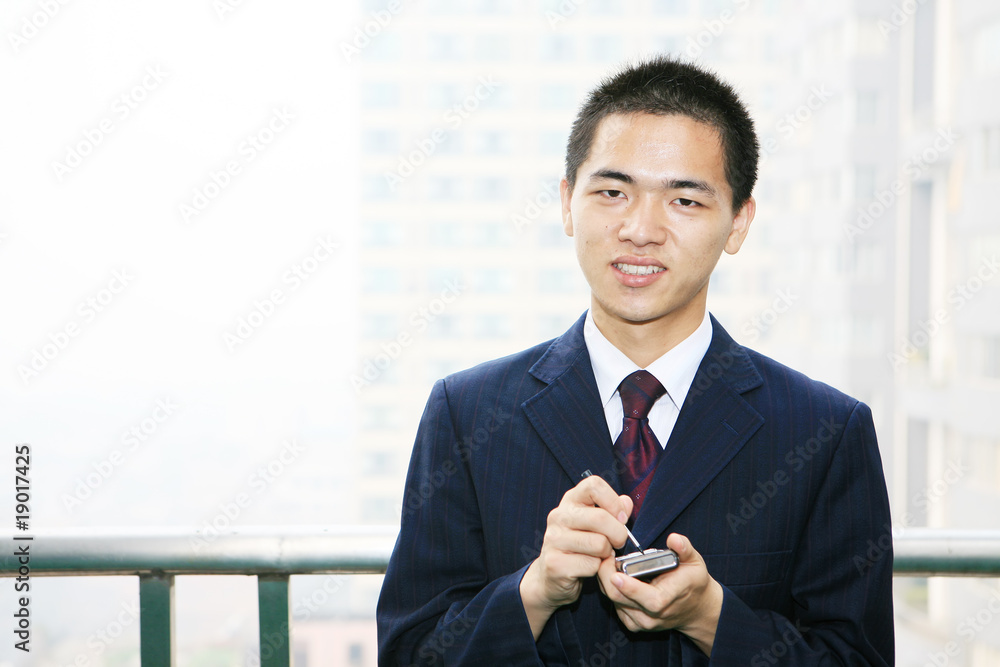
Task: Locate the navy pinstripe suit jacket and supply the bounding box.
[377,314,894,666]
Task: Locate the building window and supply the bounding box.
[538,268,583,293]
[475,314,512,338]
[366,32,401,61]
[538,223,570,247]
[975,21,1000,74]
[427,314,460,338]
[425,83,461,109]
[474,177,509,201]
[854,165,877,201]
[362,129,400,155]
[428,33,465,60]
[362,220,404,247]
[475,34,510,60]
[911,0,935,115]
[362,82,401,109]
[587,0,615,15]
[468,221,511,247]
[362,405,402,430]
[429,221,463,246]
[854,20,887,57]
[653,0,689,15]
[364,175,396,201]
[363,267,402,294]
[427,176,462,200]
[364,313,400,339]
[980,336,1000,380]
[983,126,1000,173]
[856,91,878,126]
[471,0,514,14]
[589,35,624,62]
[539,35,575,62]
[539,129,566,155]
[472,130,510,155]
[474,268,514,294]
[435,131,462,155]
[539,84,577,110]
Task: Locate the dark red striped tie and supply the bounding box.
[615,370,666,518]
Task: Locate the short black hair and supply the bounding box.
[565,56,759,210]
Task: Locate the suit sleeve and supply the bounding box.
[377,379,563,666]
[706,401,894,666]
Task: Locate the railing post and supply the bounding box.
[139,573,175,667]
[258,574,292,667]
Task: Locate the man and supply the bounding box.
[377,56,894,665]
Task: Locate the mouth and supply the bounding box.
[612,263,666,277]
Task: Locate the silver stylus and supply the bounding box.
[581,469,643,551]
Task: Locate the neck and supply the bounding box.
[592,300,706,368]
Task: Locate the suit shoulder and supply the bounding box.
[741,346,863,414]
[439,336,556,394]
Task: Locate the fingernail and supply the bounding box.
[617,511,628,523]
[612,574,624,588]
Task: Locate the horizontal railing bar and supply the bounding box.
[0,526,398,576]
[892,528,1000,577]
[2,527,1000,577]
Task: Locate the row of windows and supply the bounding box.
[357,31,779,66]
[367,174,553,201]
[980,127,1000,174]
[360,33,628,64]
[361,81,577,110]
[360,266,583,297]
[976,21,1000,75]
[361,0,784,19]
[361,219,571,248]
[355,315,582,386]
[363,128,567,156]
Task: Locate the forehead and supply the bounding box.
[583,112,727,182]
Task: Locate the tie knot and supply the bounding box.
[618,370,666,420]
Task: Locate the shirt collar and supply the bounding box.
[583,309,713,411]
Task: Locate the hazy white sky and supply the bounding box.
[2,0,363,528]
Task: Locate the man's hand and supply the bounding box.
[519,475,633,640]
[596,533,724,656]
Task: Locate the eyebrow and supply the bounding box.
[587,169,719,200]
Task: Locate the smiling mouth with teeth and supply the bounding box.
[613,263,666,276]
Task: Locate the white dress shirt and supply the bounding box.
[583,309,713,447]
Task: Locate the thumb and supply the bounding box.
[666,533,702,563]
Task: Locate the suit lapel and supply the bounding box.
[522,315,621,487]
[521,314,767,548]
[632,318,765,545]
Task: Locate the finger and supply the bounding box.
[542,549,606,580]
[618,493,634,523]
[547,519,620,560]
[596,555,637,606]
[554,505,631,549]
[608,568,652,607]
[616,606,639,632]
[569,475,630,524]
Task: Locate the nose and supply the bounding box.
[618,195,666,247]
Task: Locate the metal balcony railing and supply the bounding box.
[2,526,999,666]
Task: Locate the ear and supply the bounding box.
[560,178,574,237]
[723,196,755,255]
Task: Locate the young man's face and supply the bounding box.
[561,112,754,335]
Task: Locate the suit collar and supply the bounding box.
[522,314,765,511]
[523,313,621,484]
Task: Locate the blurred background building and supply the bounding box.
[351,0,1000,665]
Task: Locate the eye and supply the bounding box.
[599,189,626,199]
[673,198,700,208]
